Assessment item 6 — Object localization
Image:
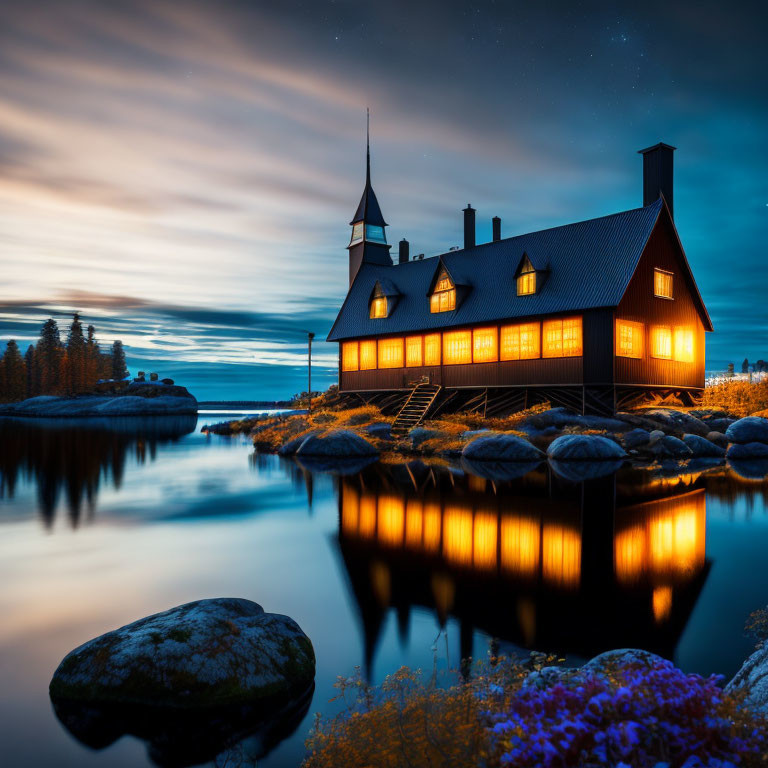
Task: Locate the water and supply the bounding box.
[1,412,768,767]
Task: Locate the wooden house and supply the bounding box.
[327,141,712,416]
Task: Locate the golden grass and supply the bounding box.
[701,379,768,418]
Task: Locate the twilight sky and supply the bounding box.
[1,0,766,400]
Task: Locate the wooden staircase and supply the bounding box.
[391,383,442,439]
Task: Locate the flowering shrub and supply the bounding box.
[489,659,767,767]
[303,658,768,768]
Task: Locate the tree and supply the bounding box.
[742,358,750,374]
[2,340,27,401]
[25,344,39,397]
[727,363,735,377]
[85,325,102,389]
[111,340,129,381]
[66,313,87,394]
[37,318,64,394]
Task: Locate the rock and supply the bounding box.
[728,459,768,480]
[522,666,573,690]
[49,598,315,709]
[547,434,627,461]
[462,433,544,462]
[682,433,726,458]
[161,378,175,386]
[623,428,651,450]
[296,429,378,458]
[650,435,693,458]
[726,417,768,445]
[277,430,319,456]
[549,459,624,482]
[648,429,666,445]
[705,417,736,433]
[707,431,728,449]
[408,427,449,449]
[460,428,490,440]
[584,648,670,673]
[523,407,627,433]
[0,393,197,417]
[727,442,768,460]
[461,458,542,481]
[365,422,392,441]
[726,644,768,714]
[638,409,710,437]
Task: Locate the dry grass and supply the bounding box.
[701,379,768,418]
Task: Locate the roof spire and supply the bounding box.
[366,107,371,186]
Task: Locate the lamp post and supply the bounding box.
[307,332,315,413]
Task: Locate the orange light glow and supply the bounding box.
[377,495,405,547]
[342,485,359,534]
[542,524,581,588]
[359,340,377,370]
[517,271,536,295]
[405,499,423,546]
[442,330,472,365]
[405,336,423,367]
[342,341,359,371]
[359,493,377,538]
[501,515,540,576]
[500,322,540,360]
[651,326,672,359]
[543,317,582,358]
[377,337,404,369]
[674,327,694,363]
[616,319,644,359]
[423,501,442,551]
[472,327,498,363]
[424,334,441,366]
[443,505,473,566]
[473,510,498,570]
[653,586,673,622]
[654,268,673,299]
[370,296,387,318]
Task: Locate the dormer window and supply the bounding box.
[430,269,456,313]
[369,285,388,318]
[517,256,536,296]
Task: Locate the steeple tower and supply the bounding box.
[348,110,392,286]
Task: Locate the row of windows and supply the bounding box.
[616,320,694,362]
[341,317,584,371]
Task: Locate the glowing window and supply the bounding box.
[472,327,498,363]
[378,338,404,369]
[616,319,644,359]
[543,317,582,358]
[430,270,456,313]
[654,269,673,299]
[500,322,540,360]
[651,326,672,359]
[443,330,472,365]
[517,271,536,296]
[370,296,387,319]
[674,327,694,363]
[405,336,423,367]
[350,222,364,244]
[342,341,358,371]
[424,333,441,365]
[359,340,377,370]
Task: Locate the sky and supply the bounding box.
[0,0,766,400]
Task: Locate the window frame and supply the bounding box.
[653,268,674,300]
[542,317,582,358]
[369,295,388,319]
[615,319,644,360]
[650,325,673,360]
[430,269,457,313]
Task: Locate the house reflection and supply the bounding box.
[0,416,196,527]
[336,462,709,672]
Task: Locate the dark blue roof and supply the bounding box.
[329,199,668,342]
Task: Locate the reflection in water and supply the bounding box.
[336,462,710,672]
[0,416,197,527]
[52,686,313,768]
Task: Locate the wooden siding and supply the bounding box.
[583,308,614,385]
[615,216,706,389]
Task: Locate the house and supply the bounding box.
[327,140,713,416]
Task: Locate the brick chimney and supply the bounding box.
[463,204,475,249]
[492,216,501,242]
[398,238,409,264]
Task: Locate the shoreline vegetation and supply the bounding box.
[201,379,768,471]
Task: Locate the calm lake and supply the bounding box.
[2,412,768,767]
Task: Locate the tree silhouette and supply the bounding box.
[85,324,102,390]
[25,344,39,397]
[2,341,27,401]
[36,319,64,394]
[742,358,750,374]
[111,340,129,381]
[66,313,87,394]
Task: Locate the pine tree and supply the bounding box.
[742,358,750,374]
[37,318,64,394]
[24,344,38,397]
[111,340,129,381]
[2,340,27,401]
[66,313,87,394]
[85,325,102,390]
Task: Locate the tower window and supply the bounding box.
[654,268,673,299]
[366,224,386,243]
[350,222,364,244]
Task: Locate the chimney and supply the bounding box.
[398,238,409,264]
[492,216,501,242]
[463,204,475,249]
[638,142,676,218]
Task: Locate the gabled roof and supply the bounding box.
[328,198,702,341]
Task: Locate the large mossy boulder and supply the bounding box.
[623,428,651,450]
[462,433,544,462]
[407,427,448,449]
[295,429,377,458]
[726,442,768,460]
[726,644,768,714]
[547,434,627,461]
[726,417,768,445]
[638,409,710,437]
[278,430,319,456]
[651,435,693,459]
[49,598,315,709]
[682,433,726,458]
